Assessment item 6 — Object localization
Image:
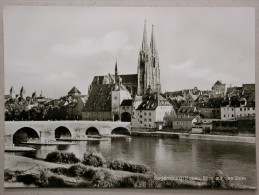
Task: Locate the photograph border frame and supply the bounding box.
[0,0,258,195]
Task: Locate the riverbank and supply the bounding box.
[5,146,36,152]
[4,153,239,189]
[131,131,256,143]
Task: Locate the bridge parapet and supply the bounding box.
[5,121,131,144]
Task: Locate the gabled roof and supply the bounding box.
[186,91,199,101]
[83,84,115,112]
[121,99,133,106]
[68,86,81,95]
[214,80,222,85]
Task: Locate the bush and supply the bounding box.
[45,151,80,164]
[91,169,118,188]
[109,159,151,173]
[207,170,231,189]
[50,167,68,175]
[82,152,106,167]
[118,174,154,188]
[17,174,39,185]
[47,175,68,187]
[67,164,89,177]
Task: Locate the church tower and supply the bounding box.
[20,86,25,99]
[137,21,161,96]
[150,25,161,93]
[9,86,15,99]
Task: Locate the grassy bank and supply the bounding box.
[4,151,236,188]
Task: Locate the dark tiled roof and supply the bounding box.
[136,93,172,110]
[174,117,195,121]
[178,106,196,113]
[68,86,81,95]
[121,99,133,106]
[92,74,137,85]
[83,84,115,112]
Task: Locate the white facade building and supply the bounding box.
[131,93,176,129]
[220,106,255,120]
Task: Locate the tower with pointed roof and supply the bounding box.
[20,86,25,99]
[137,21,161,96]
[9,86,15,99]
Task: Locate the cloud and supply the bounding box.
[169,60,239,83]
[52,30,134,58]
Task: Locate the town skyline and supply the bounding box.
[4,7,255,98]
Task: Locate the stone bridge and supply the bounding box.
[5,121,131,147]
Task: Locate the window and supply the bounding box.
[145,124,146,127]
[232,114,234,117]
[140,115,142,118]
[149,119,151,122]
[133,112,134,115]
[224,114,226,117]
[232,108,234,111]
[240,108,242,111]
[144,112,147,116]
[144,118,147,122]
[149,112,151,116]
[140,120,142,124]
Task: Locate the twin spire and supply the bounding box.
[141,21,157,54]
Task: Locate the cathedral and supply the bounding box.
[82,21,162,121]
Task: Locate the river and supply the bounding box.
[12,136,256,188]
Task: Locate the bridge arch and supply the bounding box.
[121,112,131,122]
[13,127,40,145]
[86,127,100,135]
[55,126,72,139]
[111,127,130,135]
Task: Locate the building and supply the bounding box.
[184,91,199,107]
[120,99,133,122]
[199,107,220,119]
[65,86,85,120]
[111,66,133,121]
[82,21,162,121]
[173,117,198,131]
[177,106,198,118]
[137,22,161,95]
[131,93,176,130]
[211,80,225,97]
[82,63,132,121]
[220,105,255,120]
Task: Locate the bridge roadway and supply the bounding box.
[5,121,131,146]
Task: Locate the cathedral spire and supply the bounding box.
[150,25,157,55]
[115,60,118,77]
[141,20,149,52]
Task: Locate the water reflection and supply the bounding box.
[12,136,256,187]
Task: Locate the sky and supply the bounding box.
[3,7,255,98]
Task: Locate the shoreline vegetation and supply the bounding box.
[4,150,246,189]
